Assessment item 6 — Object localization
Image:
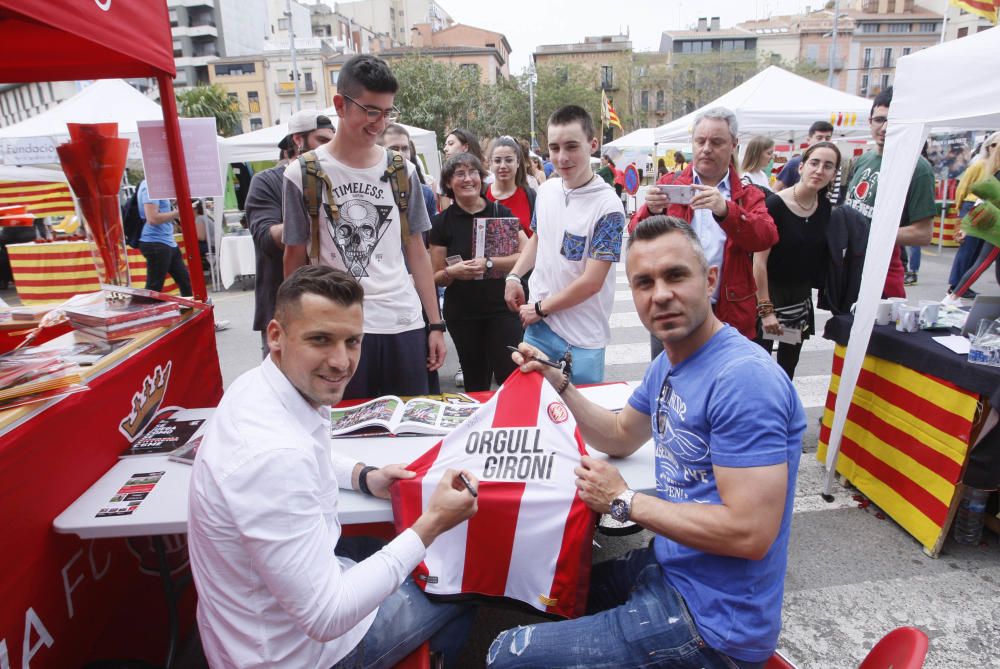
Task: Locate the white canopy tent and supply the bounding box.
[823,26,1000,494]
[218,112,440,180]
[653,66,873,145]
[605,128,656,151]
[0,79,162,160]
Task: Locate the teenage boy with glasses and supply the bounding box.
[283,54,447,399]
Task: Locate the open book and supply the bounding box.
[330,396,481,438]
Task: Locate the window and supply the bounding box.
[600,65,614,90]
[861,23,880,33]
[214,63,256,76]
[304,71,314,90]
[330,69,339,85]
[250,118,263,131]
[882,47,893,68]
[248,91,260,113]
[887,23,910,33]
[957,27,969,38]
[459,63,480,78]
[277,17,288,30]
[919,22,938,32]
[656,90,664,111]
[880,73,890,91]
[640,90,648,112]
[227,92,238,105]
[679,40,711,54]
[902,47,912,56]
[863,47,872,69]
[860,74,869,97]
[721,39,745,51]
[806,44,819,63]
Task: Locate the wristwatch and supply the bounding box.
[427,321,447,332]
[485,257,494,270]
[609,489,637,523]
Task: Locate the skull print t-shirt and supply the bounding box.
[283,145,432,334]
[626,325,805,663]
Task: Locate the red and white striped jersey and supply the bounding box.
[391,370,595,618]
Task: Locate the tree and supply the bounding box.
[175,84,242,137]
[532,62,603,146]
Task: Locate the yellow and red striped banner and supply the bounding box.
[0,180,75,218]
[7,239,185,305]
[818,345,979,551]
[950,0,999,23]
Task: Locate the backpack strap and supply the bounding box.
[299,151,337,263]
[384,149,411,242]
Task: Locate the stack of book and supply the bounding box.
[63,300,182,341]
[0,352,87,410]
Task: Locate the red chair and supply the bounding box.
[392,641,431,669]
[858,626,929,669]
[765,650,798,668]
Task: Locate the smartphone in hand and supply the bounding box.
[658,184,697,205]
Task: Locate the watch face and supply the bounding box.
[610,499,628,523]
[486,259,494,269]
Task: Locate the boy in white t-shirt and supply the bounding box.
[504,105,625,384]
[283,55,446,399]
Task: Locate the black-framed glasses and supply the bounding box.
[870,115,889,126]
[342,94,400,123]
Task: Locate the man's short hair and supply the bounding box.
[693,107,739,142]
[382,123,410,140]
[337,55,398,98]
[439,152,488,199]
[628,215,709,272]
[548,105,595,140]
[871,86,893,115]
[274,266,364,324]
[809,121,834,136]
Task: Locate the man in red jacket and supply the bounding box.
[630,107,776,354]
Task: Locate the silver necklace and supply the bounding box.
[561,175,596,206]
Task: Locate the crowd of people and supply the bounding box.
[161,52,997,669]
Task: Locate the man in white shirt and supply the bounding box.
[188,265,478,668]
[504,105,625,384]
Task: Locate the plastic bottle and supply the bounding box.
[953,487,990,545]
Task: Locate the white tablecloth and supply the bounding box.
[218,234,256,289]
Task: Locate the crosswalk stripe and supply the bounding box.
[607,311,835,351]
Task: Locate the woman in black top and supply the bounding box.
[429,152,528,391]
[753,141,841,379]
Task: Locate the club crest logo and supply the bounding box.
[119,361,173,441]
[547,401,568,424]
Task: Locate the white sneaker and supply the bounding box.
[214,319,231,332]
[454,368,464,388]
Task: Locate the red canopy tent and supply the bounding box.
[0,0,208,299]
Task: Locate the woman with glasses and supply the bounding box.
[429,152,527,392]
[754,141,841,379]
[485,136,537,237]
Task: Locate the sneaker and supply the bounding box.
[214,319,231,332]
[454,368,464,388]
[903,271,918,286]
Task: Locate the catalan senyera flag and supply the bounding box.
[0,180,75,218]
[817,345,979,554]
[950,0,999,23]
[601,90,623,131]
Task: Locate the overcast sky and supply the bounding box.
[445,0,827,73]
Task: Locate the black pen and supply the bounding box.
[458,472,478,498]
[506,346,563,369]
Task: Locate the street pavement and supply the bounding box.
[201,244,999,669]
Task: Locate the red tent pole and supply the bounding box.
[156,73,207,301]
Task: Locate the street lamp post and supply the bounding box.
[828,0,841,89]
[527,60,538,152]
[285,0,301,111]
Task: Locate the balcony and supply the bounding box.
[175,55,218,68]
[170,0,215,8]
[172,24,217,39]
[275,81,317,95]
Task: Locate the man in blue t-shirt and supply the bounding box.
[137,179,192,296]
[492,216,805,669]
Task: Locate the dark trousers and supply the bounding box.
[139,242,192,296]
[448,313,523,392]
[344,328,430,400]
[755,330,802,380]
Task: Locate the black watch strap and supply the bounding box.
[428,321,447,332]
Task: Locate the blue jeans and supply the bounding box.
[331,537,473,669]
[949,201,985,289]
[905,245,921,272]
[486,547,765,669]
[524,320,606,384]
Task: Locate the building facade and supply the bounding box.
[0,81,81,129]
[169,0,269,88]
[207,56,271,133]
[335,0,452,45]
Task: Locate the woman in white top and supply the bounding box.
[740,135,775,189]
